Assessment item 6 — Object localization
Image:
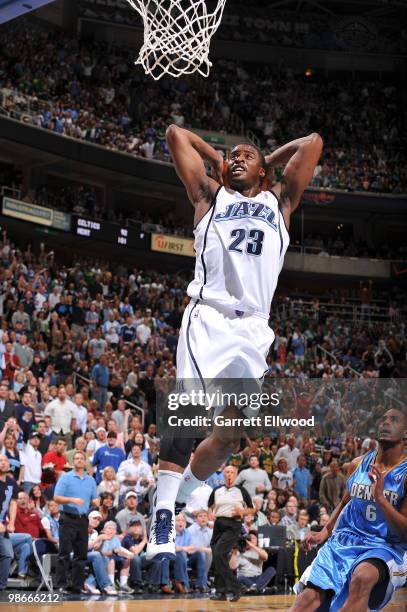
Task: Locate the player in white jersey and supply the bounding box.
[147,125,323,561]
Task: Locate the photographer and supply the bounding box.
[230,530,276,593]
[208,465,255,602]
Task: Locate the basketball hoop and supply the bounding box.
[126,0,227,80]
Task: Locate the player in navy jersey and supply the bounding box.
[290,408,407,612]
[147,125,323,560]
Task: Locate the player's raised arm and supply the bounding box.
[265,133,323,228]
[166,125,223,207]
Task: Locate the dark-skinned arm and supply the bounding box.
[265,133,323,229]
[166,125,223,206]
[303,456,361,550]
[369,464,407,541]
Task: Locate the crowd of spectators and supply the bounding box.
[0,22,405,194]
[0,230,406,594]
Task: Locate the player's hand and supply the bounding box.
[72,497,84,506]
[7,522,15,533]
[302,530,325,551]
[368,464,385,504]
[233,505,244,518]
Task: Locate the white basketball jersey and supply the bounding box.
[187,186,289,317]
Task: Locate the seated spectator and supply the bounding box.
[85,510,117,595]
[187,509,213,591]
[252,495,268,528]
[94,492,116,531]
[100,520,135,593]
[161,513,207,594]
[14,490,46,540]
[229,530,275,594]
[280,498,299,531]
[28,484,47,518]
[97,466,120,507]
[267,509,281,525]
[121,517,148,593]
[40,500,60,550]
[115,491,146,534]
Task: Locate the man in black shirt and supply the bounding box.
[208,465,255,602]
[0,454,18,590]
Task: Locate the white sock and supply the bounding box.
[176,464,205,504]
[120,575,128,586]
[155,470,183,509]
[109,574,115,585]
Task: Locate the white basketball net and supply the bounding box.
[126,0,227,80]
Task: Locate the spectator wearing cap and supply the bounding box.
[121,517,148,593]
[44,386,77,449]
[115,491,146,534]
[91,354,110,411]
[92,431,125,484]
[53,450,98,594]
[20,431,42,493]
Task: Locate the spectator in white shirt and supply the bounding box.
[73,393,88,435]
[136,318,151,346]
[116,444,154,499]
[273,435,300,471]
[44,386,76,448]
[139,137,155,159]
[20,432,42,493]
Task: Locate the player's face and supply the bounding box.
[228,145,265,188]
[378,410,406,443]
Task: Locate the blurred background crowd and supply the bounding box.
[1,23,406,194]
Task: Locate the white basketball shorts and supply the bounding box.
[176,299,275,385]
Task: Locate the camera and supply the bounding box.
[237,533,251,553]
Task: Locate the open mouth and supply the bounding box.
[231,165,245,175]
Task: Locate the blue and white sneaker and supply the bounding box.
[146,506,176,560]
